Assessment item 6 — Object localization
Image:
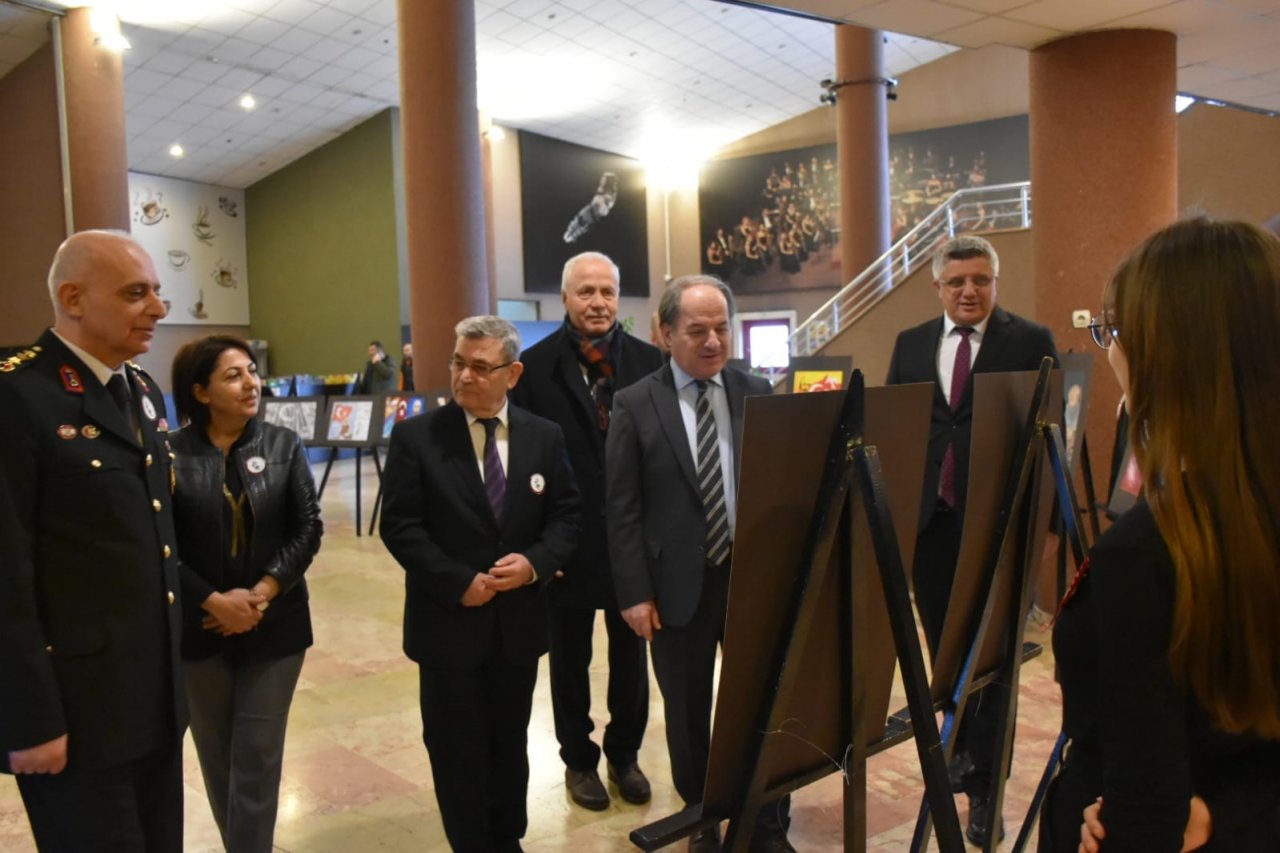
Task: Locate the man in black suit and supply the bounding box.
[510,252,662,810]
[0,230,186,850]
[886,235,1058,846]
[607,276,791,853]
[381,315,580,852]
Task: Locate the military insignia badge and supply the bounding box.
[246,456,267,474]
[529,473,546,495]
[141,396,157,420]
[82,425,101,439]
[57,425,77,440]
[60,366,84,393]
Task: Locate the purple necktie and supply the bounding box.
[939,326,974,507]
[481,417,506,522]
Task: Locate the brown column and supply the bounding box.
[835,25,890,283]
[1031,29,1177,497]
[60,7,129,231]
[396,0,490,391]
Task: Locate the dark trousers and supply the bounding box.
[913,503,1005,798]
[16,736,183,852]
[548,603,649,771]
[184,651,306,853]
[419,650,539,853]
[649,564,790,836]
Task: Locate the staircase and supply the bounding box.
[787,181,1033,360]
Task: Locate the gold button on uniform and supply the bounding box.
[152,499,162,512]
[145,453,153,467]
[90,459,102,469]
[163,545,171,558]
[45,645,52,653]
[167,591,175,605]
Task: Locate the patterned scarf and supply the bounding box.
[565,317,618,435]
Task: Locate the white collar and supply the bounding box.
[465,399,509,427]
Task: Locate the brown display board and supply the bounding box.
[931,369,1063,700]
[704,383,933,812]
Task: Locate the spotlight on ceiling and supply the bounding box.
[169,144,184,158]
[240,94,256,111]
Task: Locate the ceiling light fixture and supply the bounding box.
[484,124,506,141]
[820,75,898,105]
[169,144,184,158]
[240,94,256,111]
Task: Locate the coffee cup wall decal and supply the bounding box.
[212,260,238,288]
[134,189,168,226]
[167,249,191,271]
[192,206,215,245]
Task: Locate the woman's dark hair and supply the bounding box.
[171,334,257,430]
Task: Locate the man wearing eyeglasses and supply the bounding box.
[380,315,581,853]
[886,234,1058,846]
[510,252,663,811]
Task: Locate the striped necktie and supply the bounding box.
[695,381,731,566]
[480,417,506,522]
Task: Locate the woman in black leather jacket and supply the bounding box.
[170,335,322,853]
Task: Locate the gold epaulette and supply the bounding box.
[0,345,42,374]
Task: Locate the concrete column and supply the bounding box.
[59,7,129,231]
[1030,29,1177,494]
[396,0,491,392]
[834,25,890,285]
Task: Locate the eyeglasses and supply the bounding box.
[939,274,995,290]
[1088,315,1119,350]
[448,357,513,378]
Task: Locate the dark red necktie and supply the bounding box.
[939,327,974,507]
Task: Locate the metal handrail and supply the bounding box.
[776,181,1032,363]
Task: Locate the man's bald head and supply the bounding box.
[48,230,166,367]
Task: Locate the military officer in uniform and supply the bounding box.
[0,230,187,851]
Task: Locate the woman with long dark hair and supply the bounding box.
[170,335,322,852]
[1044,218,1280,851]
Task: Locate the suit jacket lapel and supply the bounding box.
[443,404,500,533]
[38,332,137,447]
[652,365,699,494]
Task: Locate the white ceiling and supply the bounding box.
[2,0,1279,190]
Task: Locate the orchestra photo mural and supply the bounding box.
[519,130,649,297]
[698,114,1030,294]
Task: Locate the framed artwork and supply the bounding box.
[320,396,381,448]
[518,130,649,296]
[260,396,324,443]
[1058,353,1094,473]
[788,355,852,394]
[379,394,428,441]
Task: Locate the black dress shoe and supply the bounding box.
[565,767,609,811]
[948,750,975,794]
[607,761,652,804]
[965,796,1006,846]
[689,826,722,853]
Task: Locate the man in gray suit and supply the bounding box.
[606,276,790,853]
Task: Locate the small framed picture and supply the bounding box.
[319,396,382,448]
[379,394,428,441]
[260,396,325,443]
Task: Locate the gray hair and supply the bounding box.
[931,234,1000,280]
[561,251,620,294]
[454,315,521,362]
[47,228,136,304]
[658,274,736,328]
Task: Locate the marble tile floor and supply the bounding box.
[0,456,1063,851]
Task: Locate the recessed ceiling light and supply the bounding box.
[240,94,256,111]
[169,144,184,158]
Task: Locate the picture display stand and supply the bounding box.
[628,372,968,852]
[911,360,1087,853]
[313,395,384,537]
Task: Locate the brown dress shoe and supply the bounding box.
[607,761,652,804]
[565,767,609,811]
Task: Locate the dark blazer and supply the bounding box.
[510,326,664,608]
[170,418,323,664]
[885,306,1058,530]
[606,363,772,628]
[379,401,581,668]
[0,330,185,772]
